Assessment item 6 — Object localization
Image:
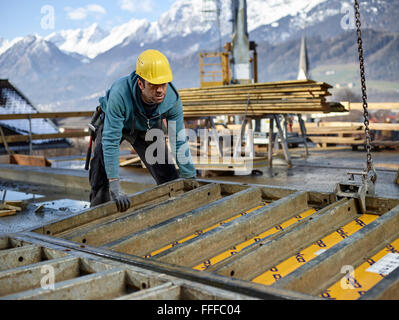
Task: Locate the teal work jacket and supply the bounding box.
[99,71,196,180]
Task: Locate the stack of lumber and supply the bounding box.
[0,201,23,217]
[301,125,365,147]
[179,80,346,117]
[119,155,141,167]
[292,121,399,148]
[348,102,399,111]
[0,154,51,167]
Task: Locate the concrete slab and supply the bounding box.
[1,148,398,234]
[207,149,399,198]
[45,148,399,198]
[0,180,90,234]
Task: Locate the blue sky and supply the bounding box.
[0,0,175,40]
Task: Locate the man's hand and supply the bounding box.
[185,177,200,189]
[109,179,131,212]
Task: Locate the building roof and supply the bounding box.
[0,79,70,152]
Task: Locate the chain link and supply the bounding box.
[354,0,375,180]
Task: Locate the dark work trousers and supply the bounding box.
[89,123,179,207]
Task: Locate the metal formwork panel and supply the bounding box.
[4,178,399,300]
[0,234,275,300]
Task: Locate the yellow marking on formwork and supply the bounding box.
[320,237,399,300]
[146,202,268,258]
[193,208,317,271]
[252,214,379,286]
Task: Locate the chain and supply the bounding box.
[354,0,375,180]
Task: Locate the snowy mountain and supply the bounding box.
[44,20,154,59]
[36,0,328,59]
[3,0,398,60]
[0,0,398,111]
[0,36,24,56]
[0,35,81,79]
[45,23,108,59]
[0,35,83,106]
[251,0,399,44]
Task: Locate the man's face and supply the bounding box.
[138,78,168,105]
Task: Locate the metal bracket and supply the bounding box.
[334,168,377,214]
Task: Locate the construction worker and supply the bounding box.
[89,49,197,212]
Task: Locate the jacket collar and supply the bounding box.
[129,71,179,116]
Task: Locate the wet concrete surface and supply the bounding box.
[44,147,399,197]
[206,149,399,198]
[0,147,398,233]
[114,148,399,198]
[0,180,90,233]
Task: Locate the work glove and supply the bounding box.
[109,179,131,212]
[185,177,200,189]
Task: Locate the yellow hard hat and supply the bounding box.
[136,50,173,84]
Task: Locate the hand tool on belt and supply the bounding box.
[85,106,104,170]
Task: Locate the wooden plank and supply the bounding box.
[0,209,17,217]
[349,102,399,111]
[62,183,223,246]
[154,192,309,267]
[182,98,327,105]
[105,187,263,256]
[0,131,89,144]
[0,111,92,120]
[295,121,399,131]
[4,200,24,208]
[183,102,328,108]
[10,154,51,167]
[307,136,365,144]
[212,199,357,280]
[119,156,141,167]
[177,79,339,117]
[184,104,331,111]
[0,155,10,164]
[0,125,12,155]
[272,204,399,296]
[372,140,399,147]
[184,110,333,117]
[181,88,330,95]
[298,127,363,134]
[179,80,331,91]
[181,92,329,100]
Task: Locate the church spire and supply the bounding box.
[297,26,309,80]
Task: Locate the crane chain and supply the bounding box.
[354,0,376,182]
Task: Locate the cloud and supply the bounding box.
[65,4,107,20]
[118,0,153,13]
[65,7,87,20]
[87,4,107,15]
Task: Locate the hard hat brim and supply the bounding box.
[141,74,173,85]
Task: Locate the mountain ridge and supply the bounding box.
[0,0,398,111]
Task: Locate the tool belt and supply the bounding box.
[88,106,105,141]
[89,105,166,146]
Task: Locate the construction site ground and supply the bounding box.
[1,146,398,234]
[1,145,399,301]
